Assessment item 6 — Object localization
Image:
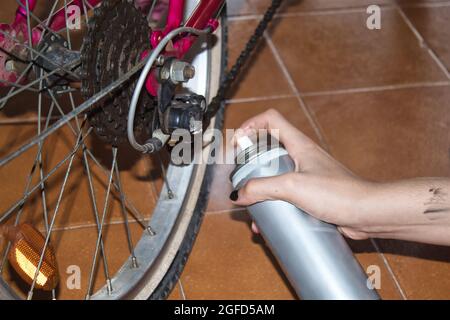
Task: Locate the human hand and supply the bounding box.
[230,109,374,240]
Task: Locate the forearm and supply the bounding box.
[357,178,450,246]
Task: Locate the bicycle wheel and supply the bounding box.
[0,0,226,300]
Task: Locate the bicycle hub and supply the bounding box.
[162,94,206,134]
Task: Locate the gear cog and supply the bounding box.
[81,0,156,146]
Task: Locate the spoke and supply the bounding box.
[113,151,138,268]
[0,0,61,110]
[85,149,153,233]
[82,147,112,295]
[17,0,93,39]
[147,0,158,21]
[24,0,34,60]
[15,0,65,41]
[0,58,80,109]
[81,0,90,26]
[36,68,56,300]
[45,1,62,35]
[56,53,113,291]
[27,126,88,300]
[214,0,227,20]
[0,101,55,273]
[37,69,50,232]
[0,62,39,110]
[84,0,95,10]
[42,0,61,40]
[66,89,81,129]
[63,0,73,50]
[0,58,146,167]
[0,29,80,80]
[47,86,150,232]
[86,147,117,299]
[41,0,85,32]
[46,87,78,136]
[0,116,60,125]
[58,40,113,289]
[156,152,174,199]
[0,126,92,225]
[0,79,39,92]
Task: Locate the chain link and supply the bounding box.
[81,0,284,143]
[204,0,284,125]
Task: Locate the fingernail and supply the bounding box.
[229,190,239,201]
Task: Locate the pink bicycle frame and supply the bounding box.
[1,0,225,95]
[147,0,224,95]
[14,0,102,31]
[0,0,101,84]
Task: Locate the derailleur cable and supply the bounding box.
[128,0,284,153]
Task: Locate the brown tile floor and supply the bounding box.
[0,0,449,300]
[179,0,450,300]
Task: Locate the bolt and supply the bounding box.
[156,55,165,66]
[79,69,88,78]
[160,68,170,80]
[5,60,14,72]
[81,86,89,96]
[183,65,195,80]
[169,61,195,83]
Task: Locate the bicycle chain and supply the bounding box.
[81,0,283,146]
[204,0,284,126]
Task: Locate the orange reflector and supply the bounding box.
[1,223,59,291]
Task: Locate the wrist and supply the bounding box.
[351,181,411,238]
[349,181,386,234]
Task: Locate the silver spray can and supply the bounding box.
[230,135,380,300]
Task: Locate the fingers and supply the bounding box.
[239,109,291,133]
[230,172,298,207]
[337,226,369,240]
[251,222,260,234]
[234,109,317,159]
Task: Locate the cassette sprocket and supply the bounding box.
[81,0,156,146]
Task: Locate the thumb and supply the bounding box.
[230,172,297,206]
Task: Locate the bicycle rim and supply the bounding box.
[0,0,225,300]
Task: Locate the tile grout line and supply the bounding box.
[226,94,296,104]
[263,32,331,152]
[206,208,248,215]
[300,81,450,98]
[228,4,393,21]
[226,81,450,105]
[178,280,187,300]
[395,4,450,80]
[228,8,367,22]
[403,1,450,9]
[227,1,450,21]
[39,217,150,233]
[370,238,408,300]
[264,22,408,300]
[226,4,449,299]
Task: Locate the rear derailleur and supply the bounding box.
[146,56,206,153]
